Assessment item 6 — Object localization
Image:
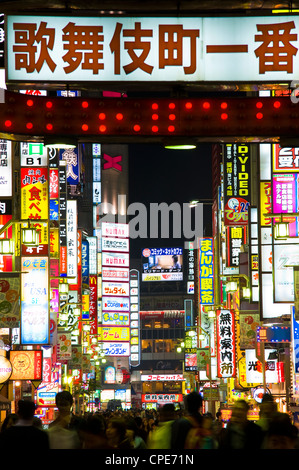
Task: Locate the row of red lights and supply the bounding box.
[2,98,283,132]
[25,98,282,110]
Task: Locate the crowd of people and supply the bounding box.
[0,391,298,450]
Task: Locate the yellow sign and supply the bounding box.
[260,181,272,227]
[98,326,130,342]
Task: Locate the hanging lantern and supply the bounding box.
[0,239,14,255]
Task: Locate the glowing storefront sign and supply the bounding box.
[102,252,129,267]
[20,142,47,167]
[0,140,12,197]
[0,356,12,383]
[7,16,299,83]
[273,144,299,173]
[217,309,236,378]
[10,350,43,380]
[223,144,250,227]
[99,326,130,342]
[102,266,129,281]
[103,342,130,356]
[21,256,49,345]
[66,199,77,281]
[102,296,130,312]
[141,374,184,381]
[20,167,48,220]
[198,238,214,305]
[102,222,129,238]
[102,311,129,326]
[102,281,129,296]
[102,237,129,252]
[245,349,278,384]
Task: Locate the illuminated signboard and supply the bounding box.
[130,269,140,365]
[102,311,130,326]
[245,349,278,384]
[142,247,183,282]
[217,309,236,378]
[0,276,20,328]
[198,238,214,305]
[102,252,129,267]
[141,374,184,381]
[10,350,43,380]
[60,147,79,186]
[66,200,77,282]
[21,256,49,345]
[20,167,48,219]
[102,296,130,312]
[99,326,130,342]
[8,16,299,83]
[0,140,12,197]
[223,144,250,226]
[102,342,130,356]
[102,237,129,252]
[102,281,129,296]
[142,394,183,403]
[20,142,47,167]
[272,173,299,237]
[257,326,291,343]
[273,144,299,173]
[102,222,129,238]
[0,356,12,383]
[102,266,129,282]
[274,244,299,302]
[226,226,247,267]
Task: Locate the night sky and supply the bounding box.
[128,143,213,259]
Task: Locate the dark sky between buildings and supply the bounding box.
[128,143,213,259]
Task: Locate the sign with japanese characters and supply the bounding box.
[198,238,214,305]
[102,310,129,326]
[20,142,48,167]
[245,349,278,383]
[66,200,77,281]
[217,309,236,378]
[102,341,130,356]
[223,144,250,227]
[98,326,130,342]
[142,247,183,282]
[226,226,247,267]
[0,140,12,197]
[102,281,129,297]
[142,394,183,403]
[272,173,299,237]
[273,144,299,173]
[21,167,48,219]
[21,256,49,345]
[7,16,299,83]
[102,296,130,312]
[102,266,129,282]
[102,237,129,252]
[141,374,184,381]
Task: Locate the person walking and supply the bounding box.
[47,390,82,449]
[0,399,49,450]
[218,399,264,450]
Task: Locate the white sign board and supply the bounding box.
[7,15,299,83]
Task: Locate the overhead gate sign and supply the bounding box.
[6,16,299,83]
